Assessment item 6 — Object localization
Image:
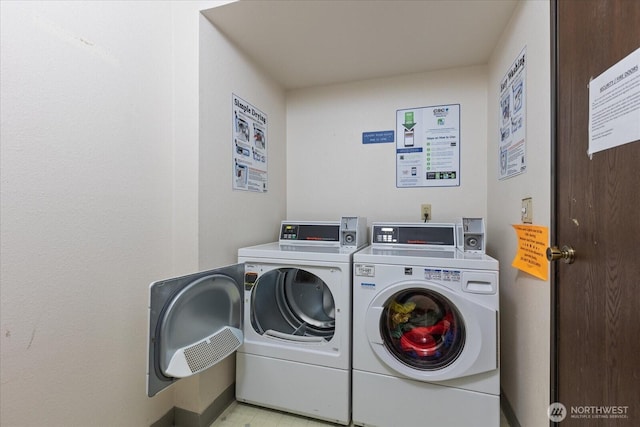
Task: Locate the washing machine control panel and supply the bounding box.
[372,223,457,247]
[373,226,399,243]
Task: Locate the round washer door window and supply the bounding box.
[250,268,335,340]
[381,288,465,370]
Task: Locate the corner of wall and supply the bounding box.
[486,2,551,426]
[169,3,287,419]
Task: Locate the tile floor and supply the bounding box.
[211,401,511,427]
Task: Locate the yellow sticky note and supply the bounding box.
[511,224,549,280]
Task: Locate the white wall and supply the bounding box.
[286,66,488,222]
[175,10,286,415]
[487,2,551,426]
[0,1,176,425]
[0,0,285,425]
[198,13,286,268]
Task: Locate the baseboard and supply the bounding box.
[500,388,522,427]
[151,408,175,427]
[150,383,235,427]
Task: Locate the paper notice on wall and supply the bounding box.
[588,47,640,156]
[512,224,548,281]
[396,104,460,188]
[232,94,268,192]
[499,47,527,180]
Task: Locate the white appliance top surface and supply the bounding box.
[238,241,364,263]
[354,245,498,270]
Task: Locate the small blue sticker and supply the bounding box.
[397,147,423,154]
[363,130,394,144]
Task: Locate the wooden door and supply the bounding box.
[552,0,640,425]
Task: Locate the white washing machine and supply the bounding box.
[352,222,499,427]
[147,217,367,425]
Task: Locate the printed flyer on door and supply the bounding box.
[588,47,640,156]
[232,94,268,192]
[499,47,527,180]
[396,104,461,188]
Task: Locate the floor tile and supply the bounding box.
[211,402,511,427]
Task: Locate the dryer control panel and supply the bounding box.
[280,222,340,242]
[279,217,367,248]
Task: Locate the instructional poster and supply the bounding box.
[232,94,268,192]
[396,104,460,188]
[588,47,640,156]
[499,47,527,180]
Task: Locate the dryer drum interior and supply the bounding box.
[250,268,336,339]
[381,288,465,370]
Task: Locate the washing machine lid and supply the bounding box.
[354,245,498,270]
[147,264,244,397]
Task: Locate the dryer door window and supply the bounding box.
[250,268,335,341]
[380,288,465,370]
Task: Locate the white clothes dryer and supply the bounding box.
[352,222,499,427]
[147,217,367,425]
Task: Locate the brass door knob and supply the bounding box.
[546,245,575,264]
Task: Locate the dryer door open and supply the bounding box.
[249,267,336,342]
[147,264,244,397]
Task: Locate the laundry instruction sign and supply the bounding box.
[512,224,548,281]
[232,94,268,192]
[499,47,527,180]
[396,104,460,188]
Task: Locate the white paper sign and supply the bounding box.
[232,94,268,192]
[396,104,460,188]
[499,47,527,180]
[588,48,640,156]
